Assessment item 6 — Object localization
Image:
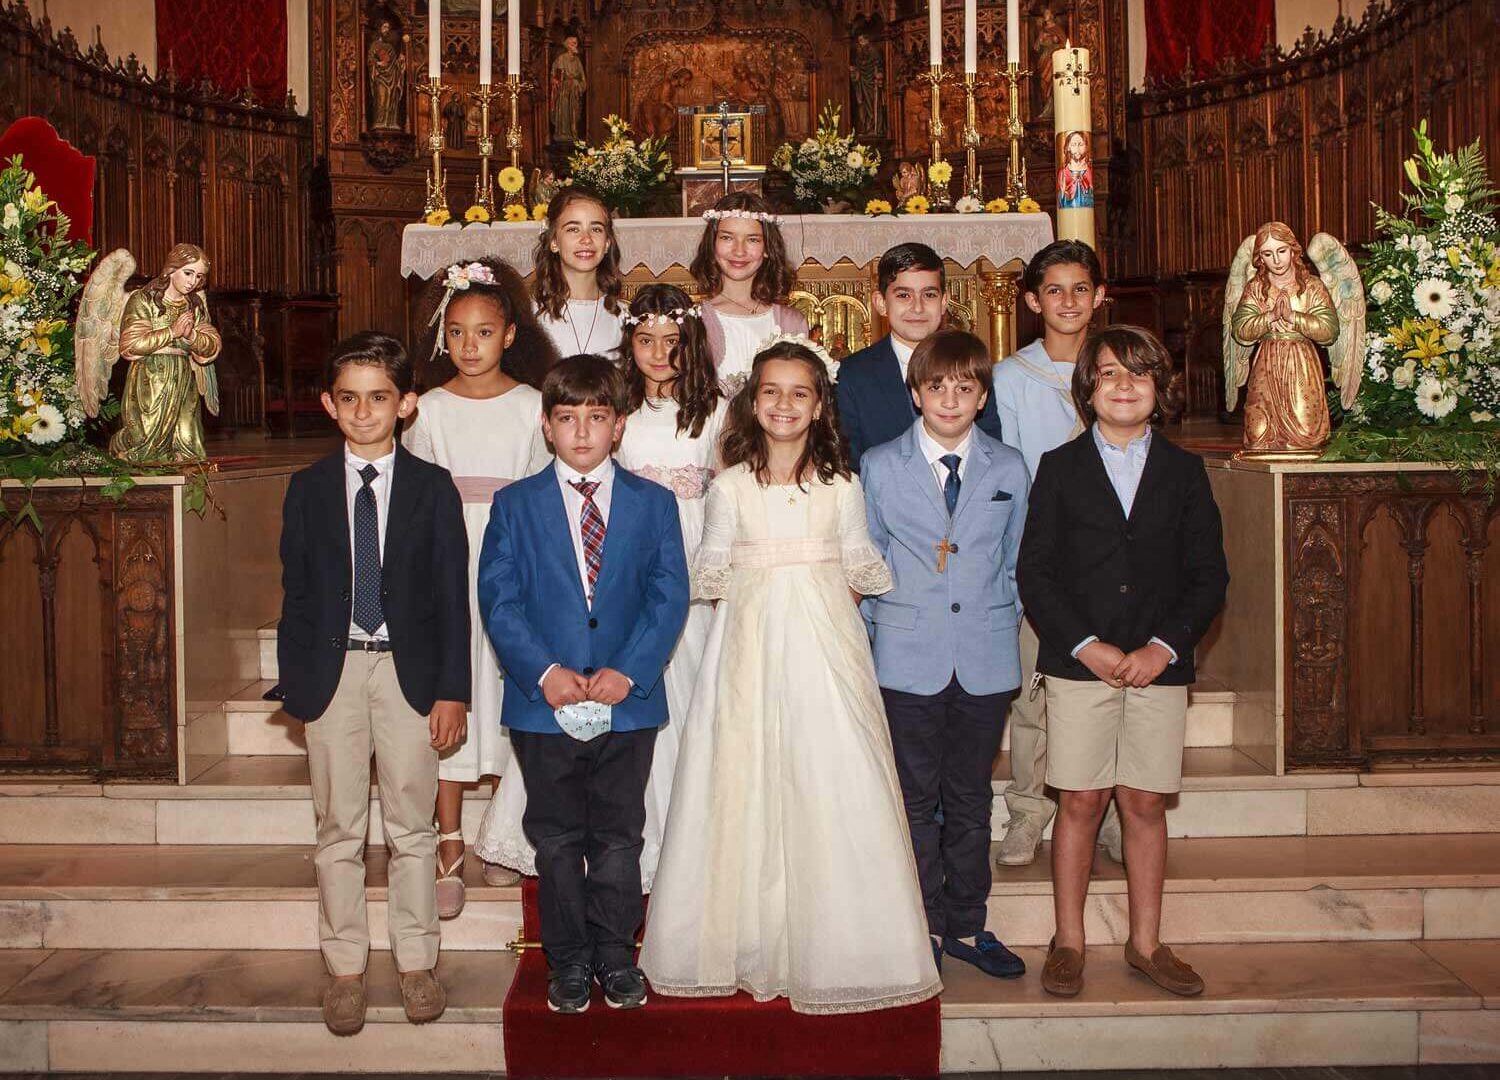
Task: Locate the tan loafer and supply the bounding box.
[1125,940,1204,996]
[400,968,447,1023]
[1040,938,1084,997]
[322,974,366,1036]
[481,861,522,887]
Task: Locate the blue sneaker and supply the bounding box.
[944,930,1026,979]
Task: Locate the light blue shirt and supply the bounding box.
[1072,424,1176,665]
[1092,423,1152,517]
[991,339,1080,480]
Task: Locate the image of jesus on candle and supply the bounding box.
[1056,130,1094,209]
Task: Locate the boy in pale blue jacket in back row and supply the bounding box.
[863,329,1030,981]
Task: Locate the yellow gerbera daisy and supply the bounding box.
[464,205,491,224]
[425,208,451,227]
[985,198,1010,213]
[498,166,526,194]
[927,160,953,185]
[865,198,893,216]
[532,203,549,221]
[905,195,930,215]
[1018,197,1042,213]
[504,204,529,223]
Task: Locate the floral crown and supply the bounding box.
[427,262,502,361]
[702,207,783,225]
[621,304,702,328]
[755,331,840,384]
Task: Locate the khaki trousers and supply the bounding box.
[1002,619,1056,827]
[304,650,440,977]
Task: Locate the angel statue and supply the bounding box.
[75,243,223,463]
[1223,222,1365,454]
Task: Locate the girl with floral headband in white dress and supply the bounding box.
[474,284,724,889]
[639,338,941,1015]
[690,192,809,394]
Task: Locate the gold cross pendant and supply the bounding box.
[935,538,957,573]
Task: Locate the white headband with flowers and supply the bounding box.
[755,331,840,384]
[702,207,782,225]
[427,261,499,360]
[622,304,703,328]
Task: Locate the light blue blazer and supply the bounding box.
[862,421,1029,697]
[477,462,689,735]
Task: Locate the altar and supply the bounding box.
[400,213,1055,358]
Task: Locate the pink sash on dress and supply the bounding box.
[453,476,513,504]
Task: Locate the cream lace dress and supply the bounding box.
[639,464,942,1014]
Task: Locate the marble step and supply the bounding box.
[5,835,1500,951]
[0,941,1497,1071]
[14,752,1500,846]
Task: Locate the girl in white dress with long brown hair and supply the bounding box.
[639,338,941,1014]
[531,185,628,360]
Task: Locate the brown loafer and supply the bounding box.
[1125,940,1204,996]
[322,974,366,1036]
[1041,938,1084,997]
[399,967,447,1023]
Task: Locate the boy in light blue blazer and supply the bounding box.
[862,329,1029,980]
[478,354,689,1015]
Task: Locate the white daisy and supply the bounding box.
[1414,376,1458,419]
[1414,278,1457,320]
[954,195,984,214]
[846,150,864,169]
[23,403,65,445]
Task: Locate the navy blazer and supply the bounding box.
[836,334,1005,470]
[477,463,690,735]
[277,445,471,722]
[1016,430,1229,686]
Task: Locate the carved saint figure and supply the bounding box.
[850,33,886,137]
[367,19,407,131]
[550,34,587,143]
[443,96,468,150]
[893,160,922,203]
[1031,6,1066,121]
[1224,222,1366,453]
[74,244,223,462]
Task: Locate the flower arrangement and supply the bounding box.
[0,156,94,458]
[1324,122,1500,481]
[771,102,881,211]
[566,115,672,217]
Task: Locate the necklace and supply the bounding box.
[565,298,603,355]
[718,295,765,317]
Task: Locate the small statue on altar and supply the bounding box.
[366,18,407,132]
[550,33,587,143]
[851,32,886,137]
[531,167,560,207]
[894,160,922,204]
[1223,222,1365,454]
[75,243,223,463]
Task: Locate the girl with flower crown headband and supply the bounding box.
[689,191,809,393]
[640,337,941,1013]
[405,256,556,914]
[476,283,726,889]
[531,185,628,360]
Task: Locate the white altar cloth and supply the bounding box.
[400,213,1055,280]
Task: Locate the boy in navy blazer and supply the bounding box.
[279,332,469,1035]
[837,242,1004,469]
[478,354,689,1014]
[863,330,1029,980]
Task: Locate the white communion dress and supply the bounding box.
[638,464,942,1014]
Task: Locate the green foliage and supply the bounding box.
[566,115,673,217]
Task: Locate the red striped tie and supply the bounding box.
[570,479,606,601]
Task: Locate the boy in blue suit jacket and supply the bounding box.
[862,329,1029,980]
[478,354,689,1015]
[837,242,1004,469]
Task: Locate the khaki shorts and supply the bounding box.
[1042,678,1189,794]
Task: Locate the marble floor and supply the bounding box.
[0,1068,1494,1078]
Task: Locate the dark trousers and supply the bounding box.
[882,676,1016,939]
[509,726,657,972]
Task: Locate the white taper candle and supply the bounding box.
[929,0,942,66]
[1007,0,1020,65]
[479,0,492,84]
[506,0,520,77]
[428,0,441,80]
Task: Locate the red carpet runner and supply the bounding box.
[502,878,941,1078]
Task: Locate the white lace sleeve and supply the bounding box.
[839,474,893,596]
[691,477,737,600]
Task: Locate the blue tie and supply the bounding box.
[352,463,384,635]
[940,453,961,516]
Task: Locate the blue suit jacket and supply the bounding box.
[837,334,1005,470]
[477,463,690,734]
[862,421,1029,697]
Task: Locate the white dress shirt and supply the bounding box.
[540,457,624,691]
[891,336,916,384]
[344,445,394,640]
[916,422,973,496]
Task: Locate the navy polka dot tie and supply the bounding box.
[940,453,961,517]
[352,463,384,635]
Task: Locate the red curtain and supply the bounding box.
[1145,0,1275,82]
[155,0,288,104]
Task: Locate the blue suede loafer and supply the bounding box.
[944,930,1026,978]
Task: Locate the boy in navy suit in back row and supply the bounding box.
[478,354,690,1015]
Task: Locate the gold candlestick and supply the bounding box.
[471,83,500,215]
[921,64,952,210]
[503,73,528,207]
[962,71,981,200]
[1004,62,1030,204]
[418,78,448,219]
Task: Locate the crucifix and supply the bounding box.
[935,537,958,573]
